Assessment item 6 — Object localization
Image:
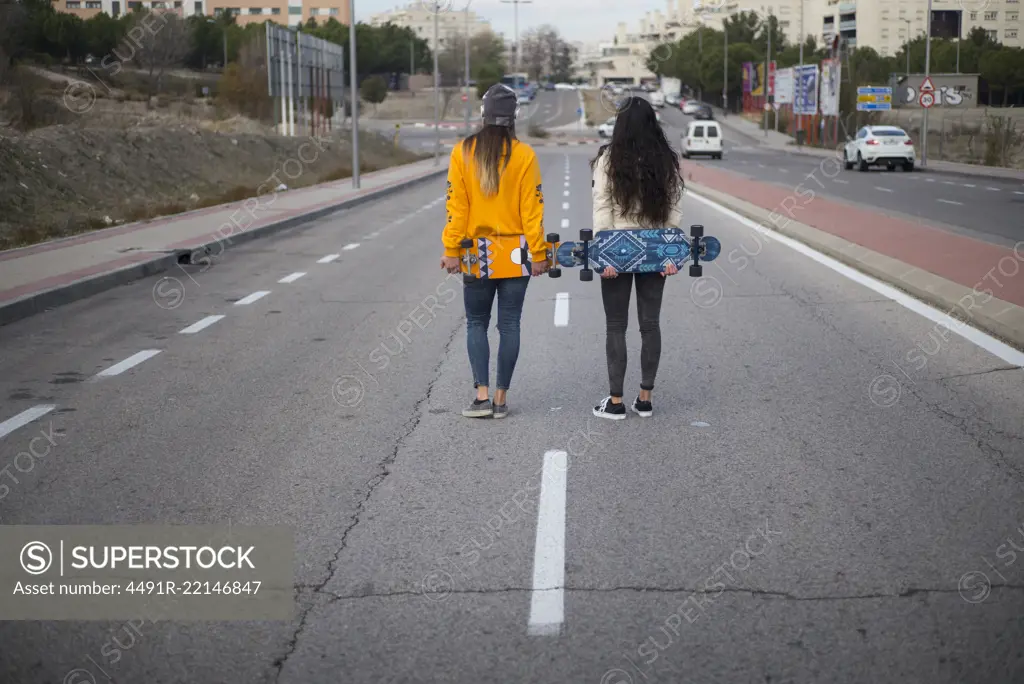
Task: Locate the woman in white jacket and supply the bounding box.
[590,96,684,420]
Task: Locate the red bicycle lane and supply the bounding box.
[684,163,1024,309]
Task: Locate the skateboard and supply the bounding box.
[552,225,720,281]
[459,229,562,282]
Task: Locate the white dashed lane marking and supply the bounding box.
[937,199,963,205]
[528,450,568,636]
[279,272,306,283]
[0,405,56,441]
[235,291,270,306]
[95,350,162,378]
[554,293,569,327]
[179,315,225,334]
[343,243,360,251]
[317,254,340,264]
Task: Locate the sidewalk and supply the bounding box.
[0,158,449,326]
[685,162,1024,348]
[715,111,1024,181]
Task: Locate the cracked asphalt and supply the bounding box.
[0,147,1023,683]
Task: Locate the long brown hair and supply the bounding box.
[462,124,516,196]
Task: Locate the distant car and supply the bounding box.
[597,116,616,137]
[682,101,701,115]
[694,105,713,120]
[665,93,681,107]
[650,91,665,108]
[843,125,916,171]
[681,120,723,160]
[517,91,531,105]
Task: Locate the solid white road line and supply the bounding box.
[0,405,56,440]
[279,272,306,283]
[937,199,963,205]
[235,291,270,306]
[179,315,225,334]
[95,350,162,378]
[317,254,340,263]
[689,192,1024,367]
[528,450,568,636]
[875,187,894,193]
[343,243,360,251]
[554,293,570,327]
[561,219,570,228]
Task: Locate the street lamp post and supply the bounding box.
[921,0,932,167]
[433,2,440,166]
[902,19,911,78]
[763,8,772,137]
[500,0,533,73]
[464,7,471,136]
[723,21,728,114]
[350,0,359,188]
[797,0,803,136]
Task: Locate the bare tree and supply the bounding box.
[126,11,191,98]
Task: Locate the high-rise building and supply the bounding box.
[50,0,351,27]
[367,3,494,53]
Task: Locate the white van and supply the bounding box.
[650,91,665,108]
[681,121,723,159]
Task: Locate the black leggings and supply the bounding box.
[600,273,666,398]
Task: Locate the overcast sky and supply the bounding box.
[357,0,681,44]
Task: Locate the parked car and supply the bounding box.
[681,120,723,159]
[650,91,665,107]
[682,100,701,115]
[843,126,916,171]
[597,117,616,137]
[666,93,682,107]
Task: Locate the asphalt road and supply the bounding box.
[654,103,1024,248]
[1,147,1023,683]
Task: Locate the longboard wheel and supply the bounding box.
[546,232,560,243]
[690,224,704,239]
[549,268,562,278]
[689,264,702,277]
[580,229,594,241]
[580,269,594,282]
[463,273,477,283]
[460,238,474,248]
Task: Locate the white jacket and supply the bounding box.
[591,149,683,234]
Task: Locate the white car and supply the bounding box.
[681,120,723,159]
[682,101,701,115]
[650,91,665,108]
[843,125,915,171]
[597,117,616,138]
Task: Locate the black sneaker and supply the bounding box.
[492,404,508,419]
[593,396,626,420]
[631,396,653,417]
[462,398,493,418]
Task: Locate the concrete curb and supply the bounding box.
[687,181,1024,351]
[0,165,449,327]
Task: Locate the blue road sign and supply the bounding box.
[857,86,892,112]
[577,107,583,115]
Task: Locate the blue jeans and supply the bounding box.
[464,276,530,391]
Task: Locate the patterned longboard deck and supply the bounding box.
[460,235,532,279]
[555,230,720,272]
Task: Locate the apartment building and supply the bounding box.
[52,0,350,27]
[817,0,1021,55]
[367,3,493,53]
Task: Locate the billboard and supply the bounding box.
[819,59,840,116]
[742,62,753,94]
[774,67,793,104]
[752,62,764,96]
[793,64,818,115]
[889,73,980,108]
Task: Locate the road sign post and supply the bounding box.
[919,91,935,108]
[856,86,892,112]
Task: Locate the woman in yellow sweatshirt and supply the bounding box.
[440,84,549,419]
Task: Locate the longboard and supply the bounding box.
[459,230,563,282]
[553,225,720,280]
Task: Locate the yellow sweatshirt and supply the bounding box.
[442,138,547,261]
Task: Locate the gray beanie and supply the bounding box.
[481,84,519,127]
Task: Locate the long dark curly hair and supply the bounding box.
[591,96,682,227]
